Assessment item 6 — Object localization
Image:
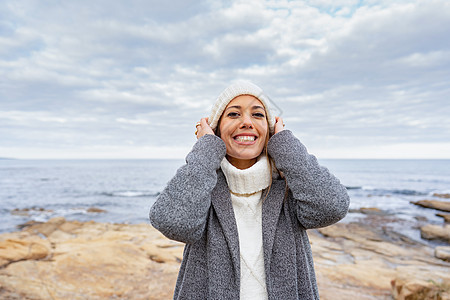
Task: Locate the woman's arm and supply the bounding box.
[149,134,226,243]
[267,130,350,229]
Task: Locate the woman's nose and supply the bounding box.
[240,114,253,129]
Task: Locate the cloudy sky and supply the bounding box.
[1,0,449,159]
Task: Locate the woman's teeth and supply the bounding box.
[235,136,256,142]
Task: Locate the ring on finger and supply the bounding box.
[194,129,198,136]
[195,122,201,128]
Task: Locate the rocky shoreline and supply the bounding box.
[1,200,450,299]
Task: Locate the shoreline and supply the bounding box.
[1,212,449,299]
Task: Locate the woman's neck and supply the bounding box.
[226,155,257,170]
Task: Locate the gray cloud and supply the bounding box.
[1,0,449,158]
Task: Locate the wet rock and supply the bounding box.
[24,216,66,237]
[420,224,450,243]
[16,220,43,230]
[10,207,54,216]
[86,207,106,213]
[411,200,450,212]
[349,207,390,215]
[437,213,450,223]
[435,246,450,262]
[434,193,450,199]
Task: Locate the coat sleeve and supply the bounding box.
[149,134,227,244]
[267,130,350,229]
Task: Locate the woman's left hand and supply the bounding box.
[274,116,285,134]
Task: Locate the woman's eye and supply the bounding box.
[227,112,239,117]
[253,113,265,118]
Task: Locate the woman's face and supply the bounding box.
[218,95,269,169]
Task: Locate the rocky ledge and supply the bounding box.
[0,217,449,300]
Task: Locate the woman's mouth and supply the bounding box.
[234,136,256,142]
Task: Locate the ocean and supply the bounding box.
[1,158,449,244]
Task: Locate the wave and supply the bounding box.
[345,186,428,196]
[345,186,362,190]
[100,190,160,198]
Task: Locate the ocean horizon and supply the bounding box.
[1,158,449,245]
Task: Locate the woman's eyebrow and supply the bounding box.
[225,105,241,111]
[224,105,265,112]
[253,105,265,110]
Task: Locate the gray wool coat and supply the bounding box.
[149,130,350,300]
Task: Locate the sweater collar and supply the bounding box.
[220,155,271,195]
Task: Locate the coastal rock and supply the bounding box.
[1,218,450,300]
[434,193,450,199]
[420,224,450,243]
[314,222,450,299]
[349,207,389,215]
[435,246,450,262]
[0,234,51,267]
[86,207,106,213]
[391,277,450,300]
[412,200,450,212]
[437,213,450,223]
[10,207,53,216]
[0,218,183,299]
[24,216,66,237]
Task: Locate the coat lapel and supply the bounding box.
[210,170,241,280]
[262,179,285,270]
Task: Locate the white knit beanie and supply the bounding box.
[208,81,276,134]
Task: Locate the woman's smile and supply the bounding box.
[233,133,258,144]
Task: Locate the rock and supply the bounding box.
[435,246,450,262]
[86,207,106,213]
[16,220,43,230]
[10,207,53,216]
[0,218,182,299]
[349,207,389,215]
[1,218,450,300]
[434,193,450,199]
[420,224,450,242]
[391,277,450,300]
[411,200,450,212]
[421,224,450,243]
[437,213,450,223]
[414,216,428,222]
[0,236,51,267]
[24,216,66,237]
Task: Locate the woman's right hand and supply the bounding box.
[195,117,215,139]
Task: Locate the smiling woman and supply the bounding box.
[149,81,350,299]
[216,95,269,169]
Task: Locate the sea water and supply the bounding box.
[1,158,449,243]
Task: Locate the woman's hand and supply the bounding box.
[274,116,285,134]
[195,117,215,139]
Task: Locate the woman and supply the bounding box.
[149,81,350,300]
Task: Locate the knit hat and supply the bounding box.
[208,81,276,134]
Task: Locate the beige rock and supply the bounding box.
[86,207,106,213]
[437,213,450,223]
[24,216,66,237]
[435,246,450,262]
[412,200,450,212]
[391,277,450,300]
[0,218,182,299]
[434,193,450,199]
[420,224,450,242]
[1,218,450,300]
[0,236,51,267]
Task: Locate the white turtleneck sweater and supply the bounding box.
[220,155,272,300]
